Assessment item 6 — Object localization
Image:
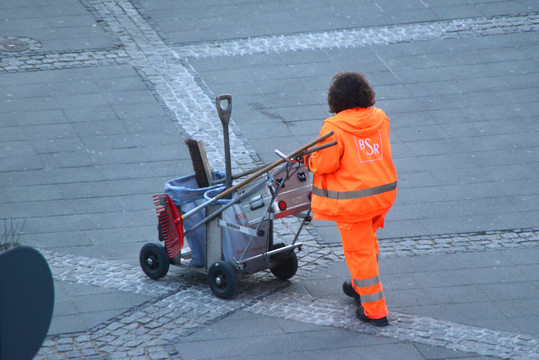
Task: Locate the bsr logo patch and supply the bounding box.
[355,130,383,163]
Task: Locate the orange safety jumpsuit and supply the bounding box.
[305,107,397,319]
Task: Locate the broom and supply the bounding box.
[185,138,213,188]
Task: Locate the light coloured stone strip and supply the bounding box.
[40,227,538,300]
[174,13,539,59]
[378,228,539,258]
[246,294,539,360]
[38,228,539,359]
[38,220,335,293]
[85,0,257,175]
[0,48,129,73]
[39,283,244,359]
[40,248,179,297]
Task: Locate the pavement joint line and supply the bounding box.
[39,218,339,295]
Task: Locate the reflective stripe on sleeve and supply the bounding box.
[312,181,397,200]
[360,291,384,303]
[354,275,380,288]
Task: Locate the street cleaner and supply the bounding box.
[304,72,397,326]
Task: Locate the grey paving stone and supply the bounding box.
[71,292,150,314]
[494,298,539,318]
[52,298,79,318]
[475,281,539,301]
[509,315,539,338]
[48,314,87,335]
[176,312,422,359]
[414,342,490,360]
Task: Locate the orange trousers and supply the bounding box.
[337,215,387,319]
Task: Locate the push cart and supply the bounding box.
[139,156,317,299]
[139,95,335,299]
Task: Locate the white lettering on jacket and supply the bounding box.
[355,130,383,163]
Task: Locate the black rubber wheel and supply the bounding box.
[270,243,298,280]
[208,261,238,299]
[139,243,170,280]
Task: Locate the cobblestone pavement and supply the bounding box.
[38,227,539,359]
[1,0,538,359]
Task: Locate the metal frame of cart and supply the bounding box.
[140,158,314,299]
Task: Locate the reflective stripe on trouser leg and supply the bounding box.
[338,219,388,319]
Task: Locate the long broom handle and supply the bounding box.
[211,140,337,185]
[181,130,334,220]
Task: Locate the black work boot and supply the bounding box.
[356,306,389,327]
[342,281,361,305]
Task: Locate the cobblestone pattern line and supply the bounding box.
[377,228,539,259]
[40,227,539,302]
[4,13,538,74]
[38,238,317,359]
[39,217,338,294]
[41,249,179,297]
[246,294,539,360]
[84,0,258,177]
[173,13,539,59]
[0,48,129,73]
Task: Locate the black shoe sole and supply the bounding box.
[356,307,389,327]
[342,281,362,305]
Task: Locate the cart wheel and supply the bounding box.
[270,243,298,280]
[208,261,238,299]
[140,243,170,280]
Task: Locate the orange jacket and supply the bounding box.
[306,107,397,222]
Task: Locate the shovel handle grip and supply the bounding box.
[216,94,232,125]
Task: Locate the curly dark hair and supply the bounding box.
[327,72,375,113]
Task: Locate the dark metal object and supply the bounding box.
[216,94,233,195]
[0,38,31,52]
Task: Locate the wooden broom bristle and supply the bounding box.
[185,139,211,188]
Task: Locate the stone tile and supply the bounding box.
[494,298,539,318]
[52,299,78,317]
[475,281,539,301]
[414,342,483,360]
[48,314,86,335]
[70,292,150,314]
[509,315,539,338]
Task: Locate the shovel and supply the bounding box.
[216,94,233,196]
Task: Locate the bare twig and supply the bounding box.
[1,217,26,250]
